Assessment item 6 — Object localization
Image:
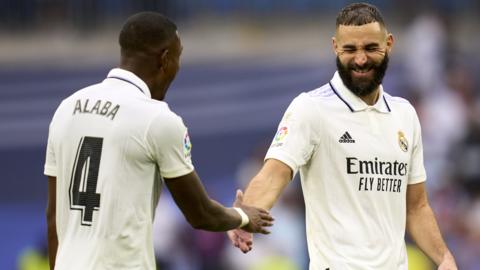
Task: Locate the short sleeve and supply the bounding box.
[145,113,194,179]
[408,109,427,184]
[44,123,57,177]
[265,93,318,176]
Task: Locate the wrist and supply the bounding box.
[442,251,454,261]
[233,207,249,228]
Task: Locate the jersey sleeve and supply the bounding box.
[44,123,57,177]
[145,112,194,179]
[265,93,318,176]
[408,109,427,184]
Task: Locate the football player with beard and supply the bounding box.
[228,2,457,270]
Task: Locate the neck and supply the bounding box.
[120,61,151,84]
[360,87,380,106]
[119,58,159,98]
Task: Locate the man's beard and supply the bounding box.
[336,53,389,97]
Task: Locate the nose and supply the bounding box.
[354,50,368,67]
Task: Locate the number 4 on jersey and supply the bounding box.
[69,136,103,226]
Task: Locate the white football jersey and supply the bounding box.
[265,72,426,270]
[44,68,194,270]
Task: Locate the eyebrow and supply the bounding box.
[365,43,380,48]
[342,42,381,49]
[342,44,357,50]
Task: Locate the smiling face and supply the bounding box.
[333,22,393,97]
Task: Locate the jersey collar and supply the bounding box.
[329,71,391,113]
[105,68,151,99]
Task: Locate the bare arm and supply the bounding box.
[242,158,293,210]
[227,158,292,252]
[165,170,272,233]
[46,176,58,270]
[406,182,457,269]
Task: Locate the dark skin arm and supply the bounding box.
[46,176,58,270]
[165,171,273,233]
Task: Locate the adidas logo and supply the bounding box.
[339,131,355,143]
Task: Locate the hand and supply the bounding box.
[233,189,274,234]
[227,229,253,253]
[438,253,457,270]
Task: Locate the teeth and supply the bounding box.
[353,69,370,73]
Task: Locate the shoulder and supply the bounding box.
[59,83,103,108]
[282,87,328,127]
[148,100,182,122]
[306,84,336,99]
[51,84,101,118]
[383,92,421,126]
[290,84,336,106]
[146,101,186,135]
[383,92,417,113]
[304,83,342,111]
[287,84,340,117]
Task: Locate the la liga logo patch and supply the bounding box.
[275,126,288,141]
[271,126,288,147]
[183,131,192,159]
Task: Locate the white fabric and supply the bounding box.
[265,72,426,270]
[233,207,250,228]
[44,68,194,270]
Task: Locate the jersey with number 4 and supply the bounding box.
[44,68,194,270]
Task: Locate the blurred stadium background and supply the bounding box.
[1,1,479,269]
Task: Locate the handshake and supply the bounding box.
[228,189,273,253]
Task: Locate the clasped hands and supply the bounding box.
[228,190,272,253]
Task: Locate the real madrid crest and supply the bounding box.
[398,131,408,152]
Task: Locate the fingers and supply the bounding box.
[236,233,253,248]
[240,243,252,253]
[255,207,274,221]
[236,230,253,243]
[228,229,253,253]
[260,212,274,222]
[257,227,271,235]
[244,223,271,234]
[226,230,237,245]
[233,189,244,208]
[236,189,243,201]
[236,189,244,202]
[262,220,274,227]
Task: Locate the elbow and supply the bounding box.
[46,206,56,228]
[185,212,204,229]
[407,201,429,216]
[189,220,208,230]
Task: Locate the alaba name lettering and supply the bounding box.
[73,99,120,120]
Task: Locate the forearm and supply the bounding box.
[244,175,283,210]
[46,177,57,270]
[192,199,241,231]
[407,203,452,265]
[46,214,57,269]
[165,172,242,231]
[243,160,292,210]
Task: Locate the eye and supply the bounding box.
[365,46,380,52]
[342,48,356,53]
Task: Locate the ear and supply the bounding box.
[158,49,169,70]
[332,36,339,56]
[386,33,394,54]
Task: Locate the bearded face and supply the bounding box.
[336,52,389,97]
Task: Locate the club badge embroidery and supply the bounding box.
[398,131,408,152]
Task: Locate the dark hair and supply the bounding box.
[336,2,385,28]
[119,12,177,55]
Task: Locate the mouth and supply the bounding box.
[351,68,373,77]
